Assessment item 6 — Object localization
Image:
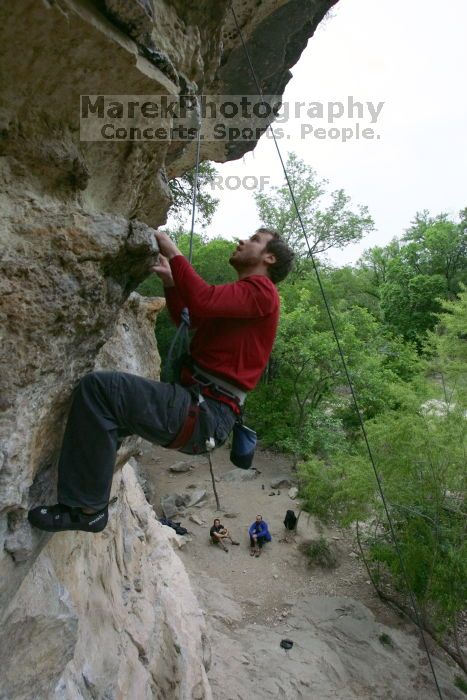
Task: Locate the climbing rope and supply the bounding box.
[189,126,202,265]
[230,5,444,698]
[162,127,202,382]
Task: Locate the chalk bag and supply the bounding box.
[230,421,257,469]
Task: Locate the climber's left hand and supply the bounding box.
[155,230,182,260]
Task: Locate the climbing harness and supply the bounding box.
[165,401,200,450]
[229,5,444,697]
[190,363,246,407]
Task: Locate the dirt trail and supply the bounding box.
[137,443,464,700]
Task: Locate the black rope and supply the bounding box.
[230,6,443,698]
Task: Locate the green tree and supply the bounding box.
[402,210,467,295]
[379,259,446,343]
[247,280,420,460]
[426,286,467,407]
[358,240,400,293]
[359,209,467,345]
[298,291,466,645]
[254,152,374,260]
[300,403,466,639]
[169,161,219,226]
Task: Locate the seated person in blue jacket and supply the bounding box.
[210,518,239,551]
[249,514,272,556]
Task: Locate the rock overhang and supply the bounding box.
[0,1,338,695]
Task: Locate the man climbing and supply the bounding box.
[249,514,272,557]
[28,228,294,533]
[210,518,239,551]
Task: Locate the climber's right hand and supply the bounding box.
[150,254,175,288]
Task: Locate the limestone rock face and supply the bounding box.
[0,0,337,695]
[95,291,165,377]
[0,464,212,700]
[0,214,160,578]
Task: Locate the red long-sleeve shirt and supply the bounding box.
[164,256,280,391]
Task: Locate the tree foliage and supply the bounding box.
[359,209,467,345]
[169,161,219,226]
[255,152,374,259]
[298,291,466,640]
[247,284,420,458]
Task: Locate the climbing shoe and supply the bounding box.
[28,503,108,533]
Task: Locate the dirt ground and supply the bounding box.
[138,442,410,627]
[136,442,465,700]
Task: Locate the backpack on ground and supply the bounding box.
[283,509,297,531]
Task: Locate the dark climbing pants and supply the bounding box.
[57,371,236,511]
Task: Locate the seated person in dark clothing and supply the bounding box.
[249,514,272,557]
[210,518,239,551]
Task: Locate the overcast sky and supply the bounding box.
[172,0,467,266]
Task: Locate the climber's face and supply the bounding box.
[229,231,275,272]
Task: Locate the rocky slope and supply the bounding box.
[0,0,337,697]
[139,443,464,700]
